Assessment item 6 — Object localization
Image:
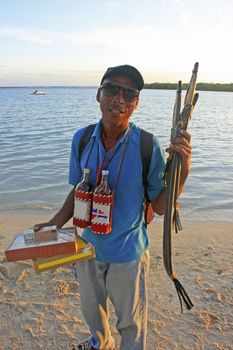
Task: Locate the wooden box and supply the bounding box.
[5,227,77,262]
[34,225,58,242]
[33,235,95,272]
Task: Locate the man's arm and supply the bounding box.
[34,187,75,231]
[151,130,192,215]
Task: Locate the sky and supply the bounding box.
[0,0,233,86]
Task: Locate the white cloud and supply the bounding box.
[0,26,52,44]
[0,24,161,48]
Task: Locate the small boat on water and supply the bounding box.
[31,90,46,95]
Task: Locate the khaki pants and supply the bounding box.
[75,250,150,350]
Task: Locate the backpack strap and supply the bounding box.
[78,123,97,160]
[140,129,154,226]
[140,129,153,193]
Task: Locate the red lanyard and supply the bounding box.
[101,128,125,152]
[96,158,105,185]
[96,128,130,188]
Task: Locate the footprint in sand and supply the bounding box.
[197,311,222,330]
[15,269,31,285]
[0,263,10,280]
[52,279,71,297]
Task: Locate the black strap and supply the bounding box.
[78,124,153,191]
[140,129,153,193]
[78,124,96,160]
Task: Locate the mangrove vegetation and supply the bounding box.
[144,82,233,92]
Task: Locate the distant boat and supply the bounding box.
[31,90,46,95]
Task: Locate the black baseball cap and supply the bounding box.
[100,64,144,91]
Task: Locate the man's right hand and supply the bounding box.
[33,222,56,232]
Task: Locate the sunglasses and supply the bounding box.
[100,82,139,102]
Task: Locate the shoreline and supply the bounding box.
[0,215,233,349]
[1,212,232,246]
[1,85,233,92]
[1,209,233,221]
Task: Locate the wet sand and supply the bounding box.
[0,214,232,350]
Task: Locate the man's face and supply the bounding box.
[97,74,139,128]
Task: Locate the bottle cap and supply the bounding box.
[83,168,90,173]
[102,170,109,175]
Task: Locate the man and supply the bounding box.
[34,64,192,350]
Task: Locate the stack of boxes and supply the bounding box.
[5,226,95,272]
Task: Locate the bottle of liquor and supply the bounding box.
[94,170,111,195]
[91,170,113,234]
[73,168,93,228]
[77,168,92,192]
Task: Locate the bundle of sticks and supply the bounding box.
[163,62,199,313]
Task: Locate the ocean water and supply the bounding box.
[0,87,233,221]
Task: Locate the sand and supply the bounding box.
[0,214,233,350]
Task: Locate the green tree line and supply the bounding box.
[144,82,233,92]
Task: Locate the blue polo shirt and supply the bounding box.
[69,120,166,263]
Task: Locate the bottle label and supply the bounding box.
[73,190,93,228]
[91,193,114,234]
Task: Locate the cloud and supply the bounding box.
[0,24,161,48]
[0,26,52,44]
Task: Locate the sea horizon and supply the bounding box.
[1,82,233,91]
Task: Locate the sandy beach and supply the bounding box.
[0,214,232,350]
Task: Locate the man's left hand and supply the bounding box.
[165,129,192,185]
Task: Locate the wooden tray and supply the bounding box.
[5,227,77,262]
